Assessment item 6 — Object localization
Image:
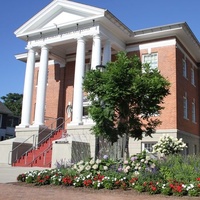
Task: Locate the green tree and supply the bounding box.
[83,52,170,156]
[1,93,23,117]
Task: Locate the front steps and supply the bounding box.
[13,130,63,168]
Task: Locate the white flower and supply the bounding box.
[90,159,95,165]
[77,160,84,165]
[96,159,101,164]
[103,166,108,171]
[92,164,98,170]
[150,163,156,169]
[85,165,91,171]
[124,160,129,164]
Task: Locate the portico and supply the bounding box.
[17,31,114,129]
[0,0,132,166]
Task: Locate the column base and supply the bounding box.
[16,124,30,128]
[68,121,83,126]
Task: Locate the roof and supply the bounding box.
[14,0,200,62]
[0,102,13,115]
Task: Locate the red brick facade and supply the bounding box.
[30,36,199,147]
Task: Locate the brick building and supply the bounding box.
[1,0,200,166]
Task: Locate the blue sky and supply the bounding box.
[1,0,200,98]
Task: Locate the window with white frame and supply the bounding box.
[192,99,196,123]
[0,114,2,128]
[141,142,156,152]
[82,96,90,119]
[143,53,158,70]
[183,93,188,119]
[191,67,195,85]
[182,58,187,78]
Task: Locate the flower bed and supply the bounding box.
[17,150,200,197]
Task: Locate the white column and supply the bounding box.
[19,47,36,127]
[33,45,50,126]
[71,37,86,125]
[91,34,101,70]
[102,40,111,65]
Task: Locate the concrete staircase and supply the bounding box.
[13,130,63,168]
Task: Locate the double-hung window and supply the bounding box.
[191,68,195,86]
[182,58,187,78]
[141,142,156,152]
[192,99,196,123]
[183,93,188,119]
[143,53,158,70]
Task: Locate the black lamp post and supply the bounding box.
[96,64,106,72]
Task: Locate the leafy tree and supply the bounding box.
[83,52,170,156]
[1,93,23,117]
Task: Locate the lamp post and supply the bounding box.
[94,64,106,160]
[96,64,106,72]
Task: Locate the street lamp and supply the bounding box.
[96,64,106,72]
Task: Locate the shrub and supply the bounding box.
[152,134,187,155]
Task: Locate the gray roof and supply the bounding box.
[0,102,13,115]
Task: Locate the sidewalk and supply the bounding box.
[0,166,47,183]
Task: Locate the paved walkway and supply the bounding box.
[0,165,47,183]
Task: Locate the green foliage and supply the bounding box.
[1,93,23,117]
[157,154,200,182]
[16,154,200,197]
[83,51,170,143]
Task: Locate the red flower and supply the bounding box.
[62,176,73,186]
[93,174,104,181]
[83,179,93,187]
[196,177,200,181]
[115,180,121,186]
[150,185,157,191]
[129,177,138,184]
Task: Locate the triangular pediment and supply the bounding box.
[15,0,106,38]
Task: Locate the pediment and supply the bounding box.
[15,0,106,39]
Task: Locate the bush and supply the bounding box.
[152,134,187,155]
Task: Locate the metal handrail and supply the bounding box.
[8,134,35,165]
[8,117,65,165]
[25,143,54,167]
[24,122,65,167]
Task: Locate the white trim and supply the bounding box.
[126,39,176,52]
[176,43,199,69]
[35,60,58,67]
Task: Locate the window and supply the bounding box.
[0,114,2,128]
[183,93,188,119]
[182,58,187,78]
[82,95,90,119]
[191,68,195,85]
[192,99,196,123]
[193,145,197,155]
[143,53,158,70]
[141,142,156,152]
